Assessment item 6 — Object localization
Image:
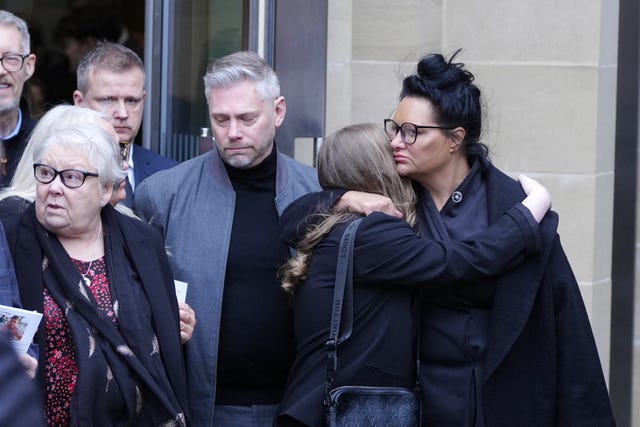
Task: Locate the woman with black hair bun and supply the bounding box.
[371,50,614,426]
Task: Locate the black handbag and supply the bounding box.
[324,218,421,427]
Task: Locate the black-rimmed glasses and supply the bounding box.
[384,119,452,145]
[33,164,99,189]
[0,54,30,72]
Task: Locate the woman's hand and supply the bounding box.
[179,303,196,344]
[20,354,38,379]
[335,191,403,217]
[518,175,552,223]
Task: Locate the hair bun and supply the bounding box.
[416,49,474,89]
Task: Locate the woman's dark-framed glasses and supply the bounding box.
[0,54,30,72]
[33,163,99,189]
[384,119,452,144]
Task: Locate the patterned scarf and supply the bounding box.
[30,208,186,426]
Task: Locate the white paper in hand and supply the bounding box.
[174,280,188,305]
[0,305,43,354]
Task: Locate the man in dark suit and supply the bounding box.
[73,42,177,207]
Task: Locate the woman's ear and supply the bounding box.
[448,127,466,152]
[100,182,114,207]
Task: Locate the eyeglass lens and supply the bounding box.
[0,54,26,72]
[385,120,417,144]
[34,164,96,188]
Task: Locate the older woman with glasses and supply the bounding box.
[2,123,188,426]
[0,104,126,219]
[0,104,196,346]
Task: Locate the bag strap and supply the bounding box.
[324,216,422,404]
[412,292,422,393]
[325,218,363,394]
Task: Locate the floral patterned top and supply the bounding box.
[44,256,117,426]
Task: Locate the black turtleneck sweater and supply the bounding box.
[215,147,295,405]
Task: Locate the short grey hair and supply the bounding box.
[33,123,126,187]
[0,10,31,53]
[77,42,145,93]
[203,51,280,101]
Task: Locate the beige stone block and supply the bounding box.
[634,341,640,426]
[501,173,611,283]
[551,176,594,281]
[472,64,599,174]
[593,172,614,280]
[598,0,620,66]
[326,62,354,133]
[352,0,442,61]
[499,173,596,283]
[444,0,600,64]
[351,61,404,125]
[327,0,353,61]
[596,65,617,173]
[578,279,612,383]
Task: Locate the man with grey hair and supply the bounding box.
[73,42,177,206]
[0,10,36,188]
[135,51,320,426]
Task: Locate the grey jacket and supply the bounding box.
[134,148,320,426]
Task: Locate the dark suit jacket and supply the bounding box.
[471,158,615,426]
[1,98,37,188]
[132,144,178,189]
[277,206,541,426]
[2,204,188,419]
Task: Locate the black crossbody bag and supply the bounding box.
[324,218,421,426]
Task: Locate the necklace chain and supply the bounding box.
[80,260,94,286]
[76,225,103,286]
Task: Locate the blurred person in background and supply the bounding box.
[73,42,177,207]
[0,10,37,188]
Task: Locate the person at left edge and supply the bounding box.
[0,10,37,188]
[0,332,45,426]
[0,220,37,379]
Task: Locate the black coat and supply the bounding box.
[277,203,542,426]
[3,204,189,424]
[473,159,614,426]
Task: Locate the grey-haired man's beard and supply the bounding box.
[0,97,19,117]
[224,156,253,169]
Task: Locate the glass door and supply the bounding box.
[145,0,326,162]
[144,0,260,161]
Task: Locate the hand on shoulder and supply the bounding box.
[336,191,403,218]
[518,175,552,223]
